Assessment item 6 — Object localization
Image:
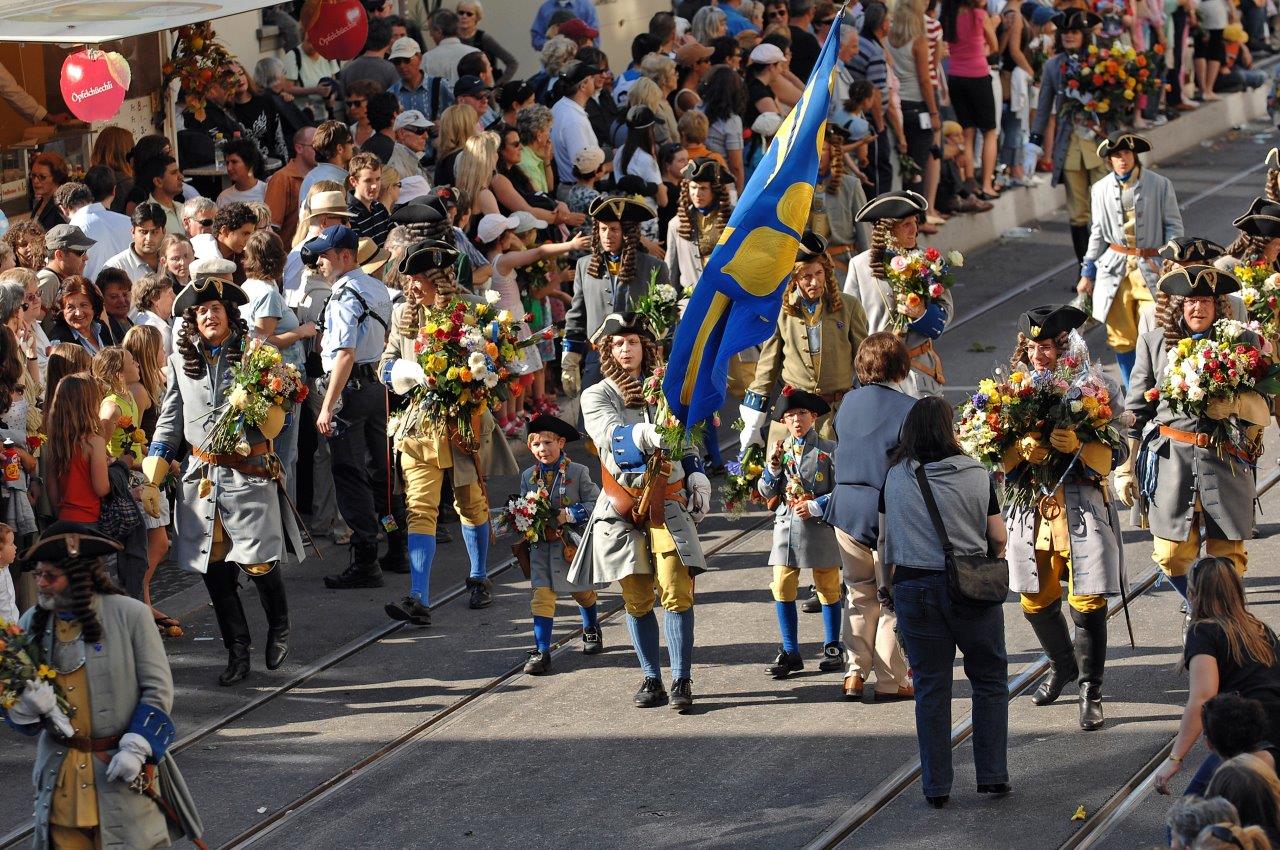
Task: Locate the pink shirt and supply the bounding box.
[947,8,990,78]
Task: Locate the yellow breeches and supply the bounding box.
[49,825,99,850]
[1153,530,1248,578]
[400,438,488,535]
[1104,268,1155,353]
[618,526,695,615]
[1019,549,1107,615]
[530,586,599,617]
[771,565,842,604]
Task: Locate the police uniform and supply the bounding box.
[757,390,845,678]
[517,415,604,676]
[1001,305,1124,731]
[308,225,394,589]
[1080,132,1184,386]
[566,313,711,710]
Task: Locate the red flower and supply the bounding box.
[924,247,940,262]
[782,386,794,396]
[1144,388,1159,402]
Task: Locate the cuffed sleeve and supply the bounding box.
[908,302,945,339]
[610,424,646,470]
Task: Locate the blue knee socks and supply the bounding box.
[1168,572,1189,603]
[533,615,554,652]
[821,602,842,647]
[579,604,598,630]
[1115,349,1136,390]
[461,522,491,580]
[627,611,661,679]
[665,608,695,680]
[776,600,799,654]
[407,533,436,604]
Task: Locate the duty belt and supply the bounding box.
[1107,244,1160,257]
[1159,425,1258,464]
[193,443,278,478]
[905,339,946,385]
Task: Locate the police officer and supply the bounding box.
[305,224,395,589]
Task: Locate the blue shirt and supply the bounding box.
[320,269,392,369]
[722,5,759,35]
[389,75,454,120]
[298,163,350,212]
[530,0,600,50]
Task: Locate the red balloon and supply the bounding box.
[60,50,129,123]
[305,0,369,61]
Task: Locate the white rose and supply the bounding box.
[485,289,501,305]
[656,284,677,303]
[1187,386,1205,402]
[947,250,964,268]
[468,351,487,370]
[497,309,512,323]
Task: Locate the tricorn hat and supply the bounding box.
[794,231,828,263]
[855,190,928,223]
[774,387,831,420]
[174,258,247,314]
[590,311,655,345]
[1018,304,1088,342]
[525,414,580,442]
[1157,264,1241,298]
[1096,130,1151,159]
[1233,197,1280,239]
[398,239,458,275]
[1266,148,1279,170]
[681,157,730,185]
[588,195,655,223]
[391,195,450,226]
[1160,237,1226,265]
[1054,9,1102,31]
[24,520,122,563]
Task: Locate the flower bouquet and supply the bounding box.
[884,247,962,334]
[1062,41,1145,131]
[0,618,75,737]
[722,444,767,515]
[1234,261,1280,340]
[642,365,707,451]
[630,268,692,348]
[204,339,308,456]
[498,487,559,544]
[161,22,238,122]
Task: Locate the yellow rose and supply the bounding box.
[228,386,249,410]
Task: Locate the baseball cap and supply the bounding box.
[454,75,491,99]
[560,60,602,88]
[558,17,599,40]
[497,80,535,111]
[388,37,421,61]
[396,175,433,205]
[675,41,715,67]
[748,43,786,65]
[393,109,433,131]
[511,210,547,234]
[302,224,359,257]
[45,224,95,251]
[752,111,783,137]
[573,146,606,174]
[477,213,520,244]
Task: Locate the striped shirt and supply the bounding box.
[925,15,943,89]
[850,37,888,99]
[346,194,393,248]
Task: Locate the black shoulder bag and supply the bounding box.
[913,464,1009,607]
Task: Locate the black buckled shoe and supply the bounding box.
[581,625,604,655]
[634,676,669,708]
[523,650,552,675]
[801,585,822,614]
[218,647,250,686]
[818,642,844,672]
[670,678,694,710]
[466,577,493,609]
[324,546,384,589]
[766,647,804,678]
[384,595,432,626]
[264,626,289,670]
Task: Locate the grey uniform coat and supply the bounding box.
[757,432,842,569]
[1031,53,1089,187]
[665,226,707,293]
[566,378,705,585]
[1083,169,1184,324]
[565,253,669,349]
[17,595,202,850]
[1125,325,1265,542]
[520,461,602,592]
[843,249,951,398]
[152,337,305,574]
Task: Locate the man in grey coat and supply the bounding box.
[3,523,202,850]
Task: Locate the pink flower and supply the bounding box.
[928,283,944,299]
[890,255,910,273]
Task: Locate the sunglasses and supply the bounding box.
[347,98,367,107]
[457,8,475,15]
[402,126,429,135]
[196,218,214,227]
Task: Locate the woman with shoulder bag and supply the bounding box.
[880,395,1010,808]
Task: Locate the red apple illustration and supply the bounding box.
[60,49,128,122]
[303,0,368,61]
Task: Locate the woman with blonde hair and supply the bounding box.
[1192,821,1273,850]
[640,54,681,141]
[888,0,942,208]
[1205,755,1280,847]
[455,131,502,227]
[456,0,520,85]
[614,77,675,147]
[433,103,481,187]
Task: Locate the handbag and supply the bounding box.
[913,464,1009,607]
[98,460,142,542]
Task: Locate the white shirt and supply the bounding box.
[386,143,426,182]
[103,247,160,283]
[70,203,132,282]
[217,179,268,207]
[550,97,598,188]
[131,309,174,355]
[614,147,661,207]
[422,38,478,83]
[190,233,220,262]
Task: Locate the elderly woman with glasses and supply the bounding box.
[0,268,49,385]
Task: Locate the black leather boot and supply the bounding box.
[254,567,290,670]
[1025,604,1079,706]
[379,528,410,574]
[1072,607,1108,731]
[385,595,432,626]
[634,676,668,708]
[324,543,384,589]
[1070,224,1090,266]
[523,650,552,675]
[204,563,252,686]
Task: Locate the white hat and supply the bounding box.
[752,111,783,138]
[748,43,786,64]
[511,210,547,234]
[573,146,605,174]
[477,212,520,244]
[388,36,421,61]
[396,175,433,205]
[393,109,432,131]
[189,257,238,278]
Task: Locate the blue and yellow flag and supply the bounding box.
[662,8,846,428]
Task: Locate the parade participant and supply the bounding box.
[1077,132,1185,388]
[1118,266,1270,604]
[1215,197,1280,315]
[813,123,870,273]
[1027,9,1107,268]
[567,312,711,709]
[306,224,396,591]
[757,389,844,679]
[562,197,670,397]
[843,191,947,398]
[742,231,868,452]
[2,521,203,849]
[515,414,603,674]
[1002,305,1124,731]
[379,240,518,618]
[1163,237,1229,269]
[1267,148,1280,203]
[141,261,303,686]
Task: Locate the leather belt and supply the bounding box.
[601,465,687,528]
[193,443,278,478]
[905,338,946,385]
[53,733,120,753]
[1159,425,1257,463]
[1107,244,1159,257]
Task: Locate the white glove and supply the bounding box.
[105,733,150,784]
[738,404,769,453]
[632,423,664,453]
[5,679,56,726]
[686,471,711,521]
[1024,141,1044,159]
[388,359,428,394]
[562,350,583,398]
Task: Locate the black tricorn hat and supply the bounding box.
[525,414,580,442]
[391,195,449,225]
[173,262,248,314]
[24,521,122,563]
[1157,264,1241,297]
[774,387,831,420]
[398,239,458,275]
[590,311,655,345]
[795,231,828,262]
[681,157,730,185]
[1018,304,1088,342]
[1055,9,1102,31]
[1233,197,1280,239]
[588,195,655,223]
[855,190,928,223]
[1160,237,1226,265]
[1096,130,1151,158]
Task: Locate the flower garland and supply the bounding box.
[162,22,238,122]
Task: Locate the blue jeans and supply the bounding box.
[1184,752,1221,798]
[276,408,300,504]
[894,573,1009,797]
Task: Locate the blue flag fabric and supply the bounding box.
[661,9,845,428]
